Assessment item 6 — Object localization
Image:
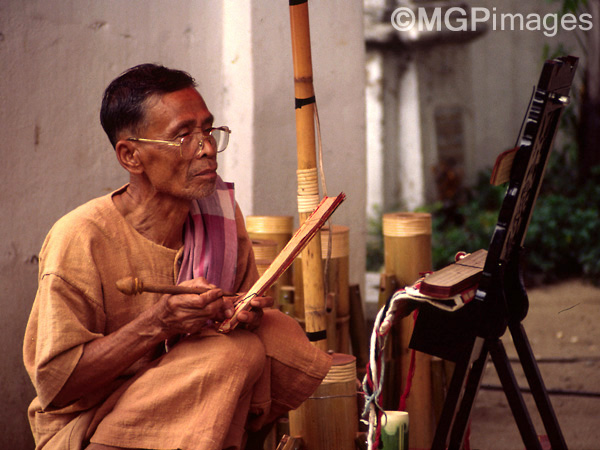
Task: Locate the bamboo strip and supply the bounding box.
[218,194,344,333]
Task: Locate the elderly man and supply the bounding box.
[24,64,331,450]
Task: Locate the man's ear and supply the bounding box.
[115,140,144,174]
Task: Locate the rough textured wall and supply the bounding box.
[0,1,366,447]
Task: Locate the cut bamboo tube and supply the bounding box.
[294,225,350,353]
[247,216,294,288]
[382,212,434,450]
[252,239,279,304]
[288,353,358,450]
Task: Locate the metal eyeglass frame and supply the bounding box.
[127,126,231,158]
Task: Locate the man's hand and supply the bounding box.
[153,277,226,337]
[226,294,274,331]
[54,276,225,407]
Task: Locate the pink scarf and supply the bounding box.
[177,176,238,293]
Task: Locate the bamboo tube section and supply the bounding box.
[382,212,434,449]
[382,213,432,289]
[251,239,279,304]
[294,225,350,353]
[247,216,294,313]
[251,239,278,262]
[288,353,358,450]
[246,215,294,288]
[289,0,328,351]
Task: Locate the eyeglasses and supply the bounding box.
[127,126,231,159]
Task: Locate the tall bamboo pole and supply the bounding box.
[289,0,327,351]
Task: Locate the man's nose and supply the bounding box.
[197,136,217,158]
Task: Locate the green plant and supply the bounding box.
[366,155,600,285]
[366,25,600,283]
[426,155,600,285]
[419,170,505,271]
[525,162,600,283]
[366,204,385,272]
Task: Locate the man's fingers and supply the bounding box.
[178,276,217,290]
[221,296,235,318]
[237,307,263,324]
[249,295,274,309]
[169,290,224,316]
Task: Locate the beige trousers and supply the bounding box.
[84,310,331,450]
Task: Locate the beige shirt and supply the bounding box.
[23,186,259,448]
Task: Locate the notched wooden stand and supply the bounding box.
[409,55,578,450]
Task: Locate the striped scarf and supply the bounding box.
[177,176,238,293]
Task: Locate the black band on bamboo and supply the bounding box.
[306,329,327,342]
[295,96,316,109]
[289,0,308,5]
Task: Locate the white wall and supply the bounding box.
[0,1,366,447]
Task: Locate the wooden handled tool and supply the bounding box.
[116,276,235,297]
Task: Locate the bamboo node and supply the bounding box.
[322,354,356,384]
[382,212,432,237]
[246,216,294,234]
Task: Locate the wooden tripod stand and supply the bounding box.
[418,307,568,450]
[409,55,579,450]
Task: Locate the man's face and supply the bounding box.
[134,87,219,200]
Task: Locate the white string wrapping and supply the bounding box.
[361,277,471,449]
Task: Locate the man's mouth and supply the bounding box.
[193,165,218,177]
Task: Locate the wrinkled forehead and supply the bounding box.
[142,88,214,132]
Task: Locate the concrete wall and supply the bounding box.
[365,0,584,215]
[0,1,366,447]
[467,0,583,175]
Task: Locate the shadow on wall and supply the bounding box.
[2,252,38,449]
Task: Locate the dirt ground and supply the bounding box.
[467,279,600,450]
